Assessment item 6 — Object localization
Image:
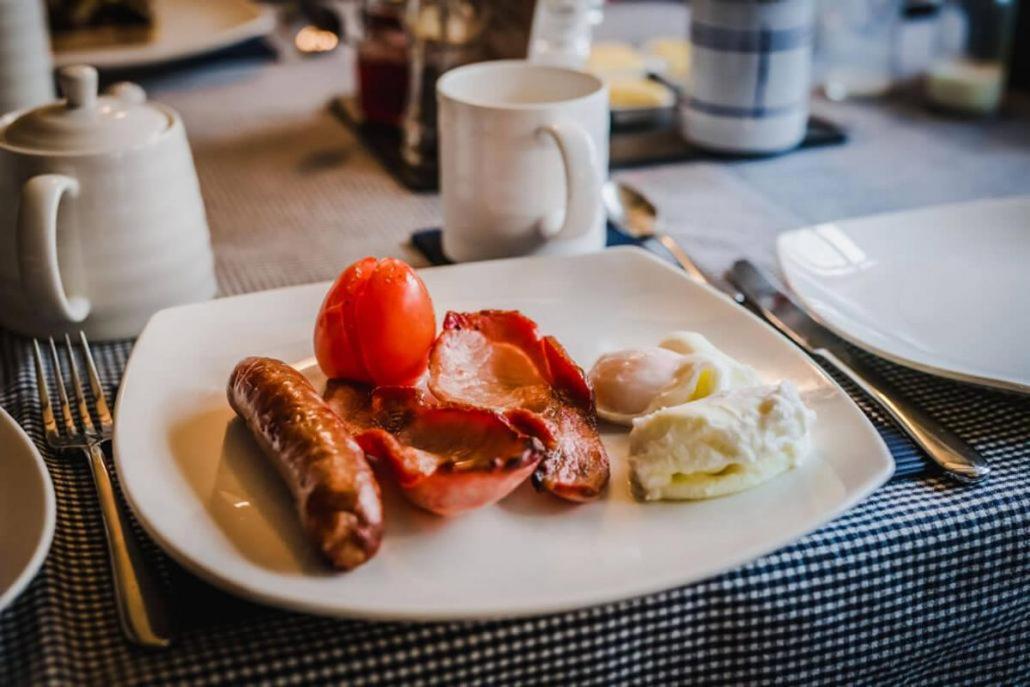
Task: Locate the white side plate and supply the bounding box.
[114,247,892,621]
[0,407,55,613]
[53,0,275,70]
[778,196,1030,394]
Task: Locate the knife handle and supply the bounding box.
[817,348,990,483]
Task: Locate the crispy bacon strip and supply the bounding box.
[325,384,550,516]
[428,310,610,502]
[228,357,383,570]
[323,378,376,436]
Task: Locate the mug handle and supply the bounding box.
[17,174,91,323]
[537,123,601,240]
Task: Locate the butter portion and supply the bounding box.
[608,78,674,109]
[629,382,815,500]
[644,37,690,80]
[587,42,647,80]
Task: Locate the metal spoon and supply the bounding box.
[602,181,711,286]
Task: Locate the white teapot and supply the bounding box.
[0,65,216,340]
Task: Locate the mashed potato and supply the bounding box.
[629,382,815,500]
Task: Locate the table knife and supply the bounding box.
[727,259,990,484]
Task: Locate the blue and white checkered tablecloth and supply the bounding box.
[0,302,1027,685]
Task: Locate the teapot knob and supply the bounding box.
[106,82,148,105]
[58,65,98,110]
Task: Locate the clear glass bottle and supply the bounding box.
[527,0,603,69]
[816,0,904,100]
[400,0,489,172]
[925,0,1018,114]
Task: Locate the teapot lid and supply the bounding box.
[1,66,171,153]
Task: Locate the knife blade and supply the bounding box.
[728,259,990,484]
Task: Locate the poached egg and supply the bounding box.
[589,331,761,426]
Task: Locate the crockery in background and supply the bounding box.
[437,60,609,262]
[681,0,816,154]
[0,0,55,115]
[527,0,605,69]
[816,0,904,100]
[925,0,1019,115]
[0,65,216,340]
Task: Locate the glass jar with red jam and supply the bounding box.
[357,0,409,126]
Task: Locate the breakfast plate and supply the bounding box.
[778,196,1030,394]
[114,247,892,620]
[52,0,275,70]
[0,407,55,613]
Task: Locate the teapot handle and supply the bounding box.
[17,174,91,324]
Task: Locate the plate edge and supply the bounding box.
[0,408,57,613]
[776,233,1030,394]
[52,0,275,69]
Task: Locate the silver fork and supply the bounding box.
[33,333,172,648]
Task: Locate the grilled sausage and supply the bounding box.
[227,357,383,570]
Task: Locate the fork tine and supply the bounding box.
[79,331,112,432]
[47,337,78,437]
[32,340,60,444]
[64,333,96,436]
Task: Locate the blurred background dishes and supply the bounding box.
[50,0,275,70]
[527,0,605,68]
[813,0,1020,115]
[0,0,55,115]
[817,0,903,100]
[585,39,683,128]
[681,0,816,154]
[925,0,1019,115]
[607,77,675,127]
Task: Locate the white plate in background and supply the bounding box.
[0,407,55,613]
[778,196,1030,394]
[114,247,892,621]
[53,0,275,70]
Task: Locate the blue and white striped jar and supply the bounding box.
[681,0,815,154]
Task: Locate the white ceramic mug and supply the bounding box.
[681,0,815,154]
[437,60,609,262]
[0,66,216,340]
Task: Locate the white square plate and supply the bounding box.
[114,247,892,620]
